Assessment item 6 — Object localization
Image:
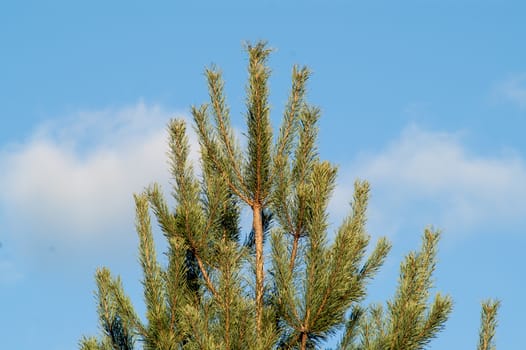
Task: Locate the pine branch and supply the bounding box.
[338,306,364,350]
[478,299,500,350]
[271,64,310,183]
[243,41,274,333]
[192,104,252,205]
[244,41,273,204]
[94,268,140,349]
[385,229,452,350]
[79,336,108,350]
[271,229,302,328]
[206,67,248,196]
[134,193,168,341]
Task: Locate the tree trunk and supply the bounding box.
[253,205,264,333]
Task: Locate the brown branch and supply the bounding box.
[289,235,300,271]
[224,248,231,350]
[300,309,311,350]
[253,204,265,333]
[181,199,219,300]
[300,331,308,350]
[194,250,219,300]
[251,64,267,333]
[206,146,252,205]
[311,253,345,326]
[193,108,252,205]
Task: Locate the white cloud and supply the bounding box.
[331,125,526,237]
[4,107,524,261]
[493,73,526,109]
[0,103,197,257]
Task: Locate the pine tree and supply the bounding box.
[80,41,498,350]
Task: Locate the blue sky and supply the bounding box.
[1,1,525,349]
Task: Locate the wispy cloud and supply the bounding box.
[331,125,526,237]
[493,73,526,109]
[0,103,196,258]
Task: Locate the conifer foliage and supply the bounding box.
[80,42,498,350]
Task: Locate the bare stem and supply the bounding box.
[253,205,265,333]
